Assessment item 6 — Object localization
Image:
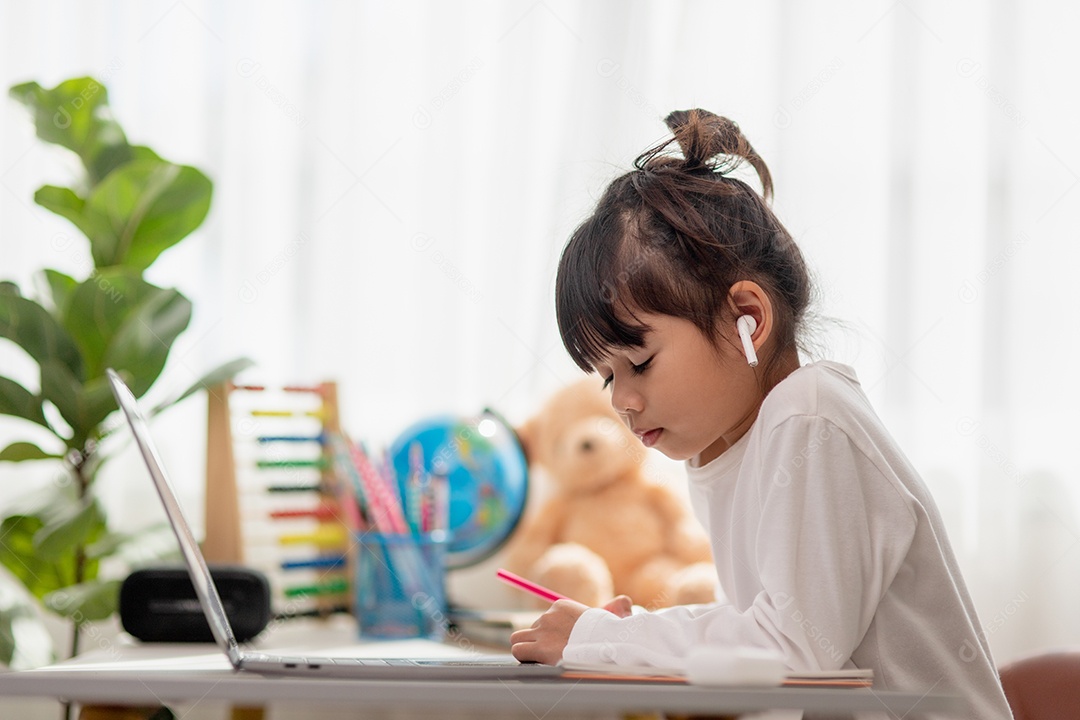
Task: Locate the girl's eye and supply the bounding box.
[600,354,651,390]
[630,356,654,374]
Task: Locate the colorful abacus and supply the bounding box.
[204,381,352,617]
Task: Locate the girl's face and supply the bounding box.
[594,312,762,465]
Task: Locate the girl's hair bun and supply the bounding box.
[649,108,773,200]
[663,109,735,168]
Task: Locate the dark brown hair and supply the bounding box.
[555,109,811,383]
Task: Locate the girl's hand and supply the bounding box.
[509,595,634,665]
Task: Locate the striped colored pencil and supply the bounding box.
[348,440,408,534]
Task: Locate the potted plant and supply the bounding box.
[0,76,252,666]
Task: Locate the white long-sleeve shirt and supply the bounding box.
[563,361,1012,719]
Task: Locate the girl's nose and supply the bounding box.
[610,381,642,415]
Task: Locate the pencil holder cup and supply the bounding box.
[354,531,450,640]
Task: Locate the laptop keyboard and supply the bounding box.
[272,657,414,668]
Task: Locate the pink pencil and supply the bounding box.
[496,568,570,603]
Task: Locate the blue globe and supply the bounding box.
[389,409,529,569]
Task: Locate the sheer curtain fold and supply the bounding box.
[0,0,1076,664]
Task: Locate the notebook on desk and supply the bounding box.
[107,368,560,681]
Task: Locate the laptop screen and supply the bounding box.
[107,369,243,666]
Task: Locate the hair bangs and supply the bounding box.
[617,220,730,342]
[556,211,652,371]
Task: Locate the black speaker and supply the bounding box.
[120,566,271,643]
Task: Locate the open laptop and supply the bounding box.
[107,368,561,680]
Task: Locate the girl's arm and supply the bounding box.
[562,415,917,671]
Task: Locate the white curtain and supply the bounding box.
[1,0,1078,667]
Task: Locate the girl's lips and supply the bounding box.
[636,428,662,448]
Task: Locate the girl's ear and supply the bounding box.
[727,280,773,351]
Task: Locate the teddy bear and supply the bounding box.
[504,378,719,610]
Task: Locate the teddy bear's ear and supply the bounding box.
[514,418,537,465]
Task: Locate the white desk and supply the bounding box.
[0,617,960,719]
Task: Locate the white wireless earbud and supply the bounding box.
[736,315,758,367]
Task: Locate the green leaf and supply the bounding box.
[0,294,85,379]
[0,442,61,462]
[33,500,105,562]
[78,374,118,438]
[0,608,15,666]
[62,269,159,379]
[39,360,81,440]
[151,357,256,415]
[0,282,20,297]
[0,515,86,600]
[103,289,192,397]
[43,579,120,622]
[86,160,212,271]
[82,531,135,560]
[41,269,77,319]
[9,78,133,184]
[33,276,185,443]
[0,515,46,594]
[39,362,117,448]
[130,145,163,163]
[33,187,115,270]
[0,376,49,429]
[34,185,84,218]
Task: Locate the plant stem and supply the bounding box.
[67,451,91,661]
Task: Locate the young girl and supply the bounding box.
[509,109,1012,718]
